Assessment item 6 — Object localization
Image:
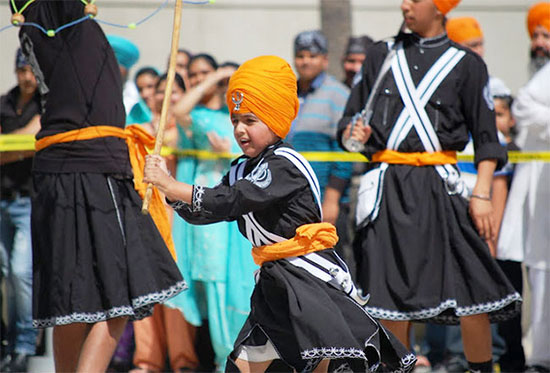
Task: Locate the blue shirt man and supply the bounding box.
[288,30,353,249]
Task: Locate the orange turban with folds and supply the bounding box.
[433,0,461,14]
[527,2,550,37]
[446,17,483,43]
[226,55,299,139]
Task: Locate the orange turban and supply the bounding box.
[226,55,299,139]
[433,0,460,14]
[527,2,550,38]
[446,17,483,43]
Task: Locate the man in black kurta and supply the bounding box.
[337,1,521,372]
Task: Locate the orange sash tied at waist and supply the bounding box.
[372,149,458,166]
[251,222,339,266]
[35,125,176,260]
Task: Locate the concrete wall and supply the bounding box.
[0,0,537,97]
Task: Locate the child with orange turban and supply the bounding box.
[144,55,414,373]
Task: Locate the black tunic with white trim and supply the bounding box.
[337,32,521,324]
[171,141,415,372]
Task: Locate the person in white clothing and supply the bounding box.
[497,3,550,372]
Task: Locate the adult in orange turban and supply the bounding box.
[526,2,550,72]
[446,17,485,57]
[433,0,460,15]
[226,55,299,139]
[527,2,550,38]
[446,17,483,43]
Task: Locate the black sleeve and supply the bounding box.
[194,156,311,220]
[459,54,507,170]
[337,42,389,151]
[169,200,227,225]
[168,172,231,225]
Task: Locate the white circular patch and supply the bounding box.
[245,162,272,189]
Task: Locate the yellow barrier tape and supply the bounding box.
[2,134,550,163]
[0,134,37,151]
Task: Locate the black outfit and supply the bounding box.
[337,32,521,324]
[11,0,185,327]
[171,142,415,372]
[0,86,39,199]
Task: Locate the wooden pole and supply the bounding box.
[320,0,351,78]
[142,0,183,214]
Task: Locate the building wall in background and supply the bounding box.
[0,0,535,97]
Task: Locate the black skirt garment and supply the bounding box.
[354,164,521,324]
[31,172,186,327]
[230,249,416,373]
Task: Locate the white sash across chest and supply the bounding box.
[356,42,468,228]
[229,147,322,247]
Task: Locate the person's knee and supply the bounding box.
[460,313,490,326]
[225,356,240,372]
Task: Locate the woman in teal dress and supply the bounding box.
[167,54,257,371]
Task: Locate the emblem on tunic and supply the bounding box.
[231,91,244,111]
[245,162,272,189]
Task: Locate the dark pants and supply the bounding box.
[497,260,525,372]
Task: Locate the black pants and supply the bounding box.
[497,260,525,372]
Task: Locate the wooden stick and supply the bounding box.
[142,0,183,214]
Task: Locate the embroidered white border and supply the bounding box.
[33,280,188,328]
[366,292,521,323]
[192,185,205,212]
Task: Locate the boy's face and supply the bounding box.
[401,0,440,35]
[494,98,515,137]
[231,112,279,158]
[294,50,328,82]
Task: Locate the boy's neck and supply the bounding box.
[415,22,446,39]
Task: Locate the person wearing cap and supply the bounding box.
[498,3,550,372]
[144,55,415,373]
[107,34,141,115]
[342,35,374,88]
[9,1,186,371]
[0,48,40,373]
[338,1,522,372]
[289,30,354,266]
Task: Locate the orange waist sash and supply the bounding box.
[252,222,338,266]
[35,125,176,260]
[372,149,457,166]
